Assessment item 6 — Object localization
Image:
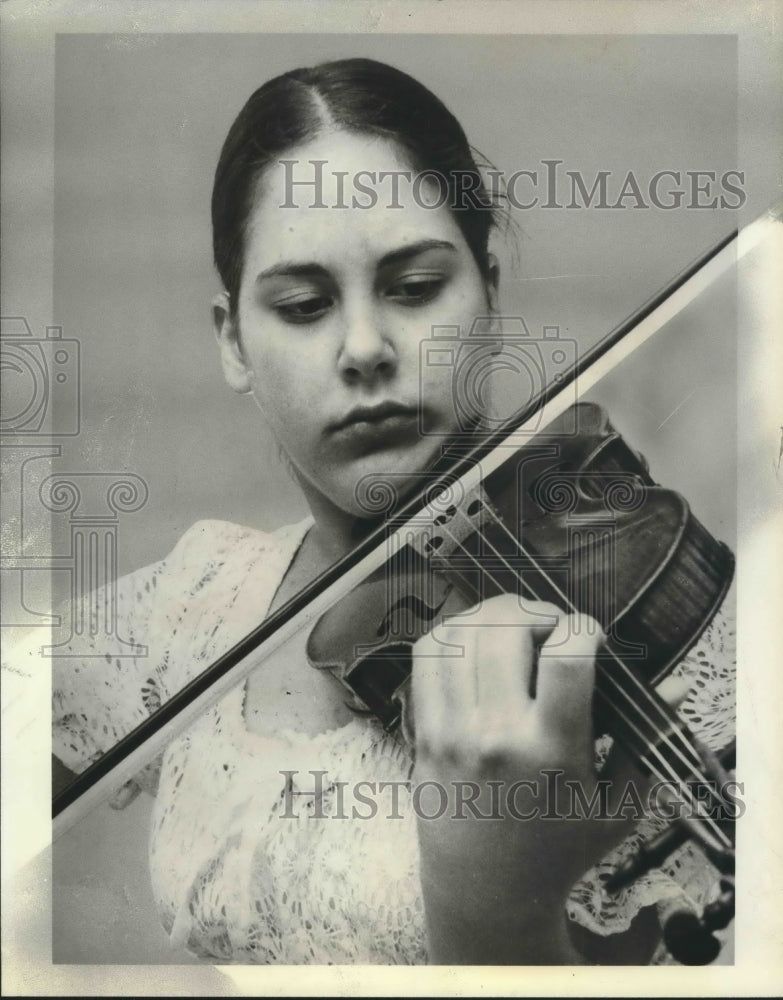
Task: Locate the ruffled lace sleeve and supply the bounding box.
[49,518,307,799]
[50,555,169,781]
[566,601,736,955]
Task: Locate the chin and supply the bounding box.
[343,442,445,519]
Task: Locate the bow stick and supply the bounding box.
[52,209,776,842]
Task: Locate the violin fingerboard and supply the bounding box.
[405,483,492,562]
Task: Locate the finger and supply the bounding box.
[414,595,561,712]
[411,597,562,752]
[474,595,558,709]
[475,621,536,709]
[535,614,601,734]
[510,594,563,644]
[411,625,480,751]
[656,672,692,708]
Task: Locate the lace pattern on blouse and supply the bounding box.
[44,519,735,964]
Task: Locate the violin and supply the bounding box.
[307,399,736,964]
[53,220,757,964]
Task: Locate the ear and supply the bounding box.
[484,252,500,314]
[212,291,253,394]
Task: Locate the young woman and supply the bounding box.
[49,58,735,965]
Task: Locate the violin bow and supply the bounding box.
[51,208,777,844]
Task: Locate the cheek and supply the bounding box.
[254,372,297,427]
[249,354,322,454]
[419,283,491,372]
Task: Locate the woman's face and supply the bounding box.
[215,129,497,518]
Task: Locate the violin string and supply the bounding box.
[473,503,715,774]
[436,514,729,844]
[463,504,727,787]
[429,504,731,844]
[473,505,694,735]
[462,503,733,843]
[429,513,707,810]
[433,515,703,788]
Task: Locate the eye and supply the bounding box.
[387,274,445,306]
[273,295,333,324]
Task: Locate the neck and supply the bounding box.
[295,473,379,572]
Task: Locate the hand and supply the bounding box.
[410,594,632,963]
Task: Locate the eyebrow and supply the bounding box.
[254,239,458,283]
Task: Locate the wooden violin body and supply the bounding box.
[305,400,737,965]
[54,221,756,963]
[306,401,734,747]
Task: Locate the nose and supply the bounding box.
[337,303,397,384]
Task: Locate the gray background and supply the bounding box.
[49,33,748,963]
[47,32,757,581]
[1,15,780,981]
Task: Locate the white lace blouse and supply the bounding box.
[49,518,736,964]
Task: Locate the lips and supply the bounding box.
[328,401,420,433]
[327,401,422,453]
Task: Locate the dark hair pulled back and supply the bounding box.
[211,58,498,309]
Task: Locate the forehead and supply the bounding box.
[243,130,467,272]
